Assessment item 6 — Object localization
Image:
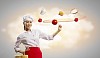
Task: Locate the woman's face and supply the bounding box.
[23,19,32,31]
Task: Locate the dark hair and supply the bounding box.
[23,22,25,30]
[24,26,25,30]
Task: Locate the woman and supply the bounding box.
[14,15,62,58]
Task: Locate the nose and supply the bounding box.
[27,23,31,26]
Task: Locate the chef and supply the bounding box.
[14,15,62,58]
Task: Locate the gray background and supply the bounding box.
[0,0,100,58]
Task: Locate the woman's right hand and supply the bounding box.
[19,50,25,55]
[15,50,25,55]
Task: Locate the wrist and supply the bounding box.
[57,30,61,32]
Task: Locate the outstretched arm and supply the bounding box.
[53,25,62,37]
[39,25,62,40]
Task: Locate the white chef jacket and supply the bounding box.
[14,29,53,51]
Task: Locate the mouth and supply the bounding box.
[26,25,32,27]
[26,26,31,28]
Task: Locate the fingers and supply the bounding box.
[20,51,24,54]
[58,25,62,28]
[58,24,62,31]
[59,24,62,28]
[15,50,19,53]
[15,50,25,55]
[18,50,25,54]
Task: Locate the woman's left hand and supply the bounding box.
[58,25,62,31]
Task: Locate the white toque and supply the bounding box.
[23,14,34,22]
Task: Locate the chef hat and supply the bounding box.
[23,14,34,22]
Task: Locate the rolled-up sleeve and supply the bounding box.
[38,30,54,40]
[14,37,22,51]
